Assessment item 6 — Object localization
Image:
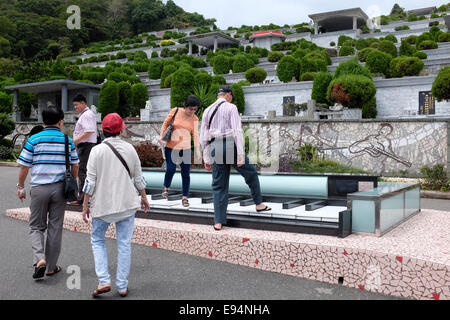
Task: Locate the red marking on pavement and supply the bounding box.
[208,251,213,257]
[344,250,348,255]
[243,238,250,243]
[358,285,364,290]
[396,256,403,262]
[74,226,77,232]
[153,242,157,247]
[290,264,295,267]
[180,235,184,239]
[433,293,440,300]
[255,259,259,264]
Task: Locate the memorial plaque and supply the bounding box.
[418,91,435,115]
[282,96,295,116]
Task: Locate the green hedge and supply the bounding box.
[300,72,317,81]
[311,72,332,104]
[438,32,450,43]
[194,72,212,89]
[362,97,377,119]
[415,32,432,48]
[98,80,119,118]
[417,40,438,50]
[117,82,132,118]
[160,64,177,89]
[232,54,254,73]
[365,50,392,75]
[148,60,163,79]
[245,67,267,83]
[231,83,245,114]
[432,66,450,102]
[130,83,148,116]
[413,51,427,60]
[378,40,397,57]
[338,46,355,57]
[355,38,369,50]
[334,58,372,80]
[170,69,195,108]
[357,47,376,62]
[327,74,376,109]
[213,55,232,75]
[389,56,424,77]
[399,40,416,56]
[276,56,300,82]
[267,51,284,62]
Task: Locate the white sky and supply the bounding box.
[170,0,448,29]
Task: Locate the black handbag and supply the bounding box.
[64,135,79,201]
[161,108,179,142]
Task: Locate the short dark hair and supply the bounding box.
[103,131,119,138]
[73,94,87,104]
[42,106,64,126]
[184,95,200,108]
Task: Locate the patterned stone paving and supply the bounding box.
[6,207,450,300]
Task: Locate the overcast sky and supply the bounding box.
[170,0,447,29]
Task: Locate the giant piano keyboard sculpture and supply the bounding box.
[139,169,394,238]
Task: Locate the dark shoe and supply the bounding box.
[46,265,62,276]
[118,288,129,297]
[33,264,46,280]
[68,201,80,206]
[92,285,111,298]
[256,205,272,212]
[182,198,189,207]
[213,224,222,231]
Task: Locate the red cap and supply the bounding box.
[102,113,125,134]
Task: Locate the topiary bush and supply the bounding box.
[415,32,432,48]
[98,80,119,118]
[384,34,398,43]
[311,72,333,104]
[327,74,376,109]
[148,60,163,79]
[334,58,372,80]
[170,68,195,108]
[361,96,377,119]
[267,51,284,62]
[338,46,355,57]
[231,83,245,114]
[211,75,226,85]
[399,40,417,56]
[245,67,267,83]
[213,55,232,75]
[276,56,300,82]
[160,64,177,89]
[405,35,417,45]
[438,32,450,43]
[413,51,427,60]
[338,35,353,47]
[357,47,376,62]
[300,72,317,81]
[130,83,148,116]
[194,72,212,89]
[417,40,438,50]
[389,56,424,78]
[432,66,450,102]
[378,40,397,57]
[117,81,132,118]
[365,50,393,76]
[232,54,254,73]
[355,38,369,50]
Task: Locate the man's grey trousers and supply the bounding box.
[29,181,66,271]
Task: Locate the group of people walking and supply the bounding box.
[15,85,270,297]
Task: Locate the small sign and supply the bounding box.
[283,96,295,104]
[418,91,435,115]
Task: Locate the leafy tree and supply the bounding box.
[0,37,11,57]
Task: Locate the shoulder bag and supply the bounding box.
[161,108,179,142]
[64,135,79,201]
[103,141,132,178]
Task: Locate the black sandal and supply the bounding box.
[46,265,62,276]
[182,198,189,207]
[32,264,46,280]
[256,205,272,212]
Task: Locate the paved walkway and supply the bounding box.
[0,166,425,300]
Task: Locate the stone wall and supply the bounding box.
[11,118,449,176]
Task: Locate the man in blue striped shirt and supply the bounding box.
[16,106,79,280]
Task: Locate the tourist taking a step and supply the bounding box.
[158,95,202,207]
[81,113,150,298]
[200,85,271,231]
[16,106,79,280]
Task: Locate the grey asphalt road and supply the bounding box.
[0,166,427,300]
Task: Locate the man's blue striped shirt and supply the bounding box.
[17,127,80,186]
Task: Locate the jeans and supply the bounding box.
[91,214,135,292]
[164,147,191,197]
[211,139,262,225]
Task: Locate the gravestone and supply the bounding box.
[418,91,435,115]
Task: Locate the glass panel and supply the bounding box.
[405,187,420,217]
[352,200,375,233]
[380,192,404,232]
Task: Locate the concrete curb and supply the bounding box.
[421,190,450,200]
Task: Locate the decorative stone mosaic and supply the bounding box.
[6,207,450,300]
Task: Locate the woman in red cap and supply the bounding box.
[159,95,202,207]
[81,113,150,298]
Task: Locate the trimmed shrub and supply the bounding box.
[334,58,372,80]
[432,66,450,102]
[355,38,369,50]
[438,32,450,43]
[151,51,159,58]
[362,97,377,119]
[327,74,376,109]
[389,56,424,78]
[415,33,432,48]
[399,40,417,56]
[148,60,163,79]
[164,74,173,88]
[405,35,417,45]
[276,56,300,82]
[338,46,355,57]
[117,81,132,118]
[300,72,317,81]
[194,72,212,89]
[160,64,177,89]
[378,40,397,57]
[98,80,119,118]
[417,40,438,50]
[413,51,427,60]
[395,25,410,31]
[338,35,353,47]
[370,42,379,49]
[267,51,284,62]
[170,69,195,108]
[82,71,105,84]
[232,54,254,73]
[160,40,176,46]
[130,83,148,116]
[366,50,392,75]
[107,72,129,83]
[384,34,398,43]
[343,40,355,47]
[329,41,336,47]
[211,75,226,85]
[311,72,333,104]
[231,83,245,114]
[237,80,251,86]
[245,67,267,83]
[300,53,328,75]
[213,55,232,75]
[357,47,376,62]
